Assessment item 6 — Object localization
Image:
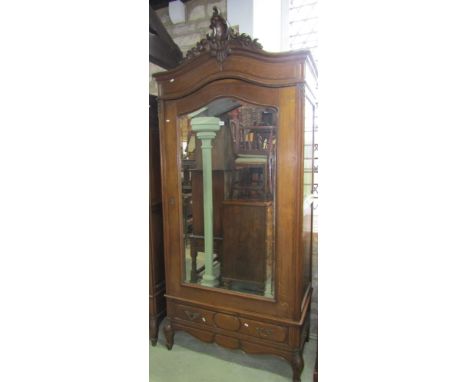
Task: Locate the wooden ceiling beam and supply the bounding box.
[149,6,183,69]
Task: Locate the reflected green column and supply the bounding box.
[191,117,220,287]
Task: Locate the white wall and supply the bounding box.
[227,0,253,36]
[228,0,289,53]
[253,0,282,52]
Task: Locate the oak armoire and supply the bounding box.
[154,8,317,382]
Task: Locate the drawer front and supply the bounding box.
[173,304,215,327]
[239,318,288,343]
[170,302,288,344]
[214,312,241,331]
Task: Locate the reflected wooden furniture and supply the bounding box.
[229,114,276,200]
[149,95,166,346]
[188,234,223,283]
[155,8,317,382]
[221,200,273,294]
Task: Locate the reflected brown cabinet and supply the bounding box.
[154,8,317,382]
[221,200,273,294]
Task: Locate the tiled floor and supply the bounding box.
[149,318,317,382]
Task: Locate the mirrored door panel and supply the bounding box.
[179,98,277,298]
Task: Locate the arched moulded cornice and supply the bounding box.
[154,47,316,101]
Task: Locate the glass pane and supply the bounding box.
[179,98,277,298]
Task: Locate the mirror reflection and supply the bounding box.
[180,98,277,298]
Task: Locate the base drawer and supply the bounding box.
[239,318,288,343]
[172,303,215,327]
[169,301,288,344]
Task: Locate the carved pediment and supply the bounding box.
[184,7,263,67]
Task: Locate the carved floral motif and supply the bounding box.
[184,7,263,66]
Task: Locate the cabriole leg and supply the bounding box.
[291,351,304,382]
[150,316,158,346]
[164,321,174,350]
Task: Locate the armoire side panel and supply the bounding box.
[149,94,166,345]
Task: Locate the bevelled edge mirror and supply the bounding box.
[178,97,278,299]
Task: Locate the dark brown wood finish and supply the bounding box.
[155,8,317,382]
[314,351,318,382]
[149,95,166,345]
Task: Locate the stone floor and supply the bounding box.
[152,235,318,381]
[149,318,317,382]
